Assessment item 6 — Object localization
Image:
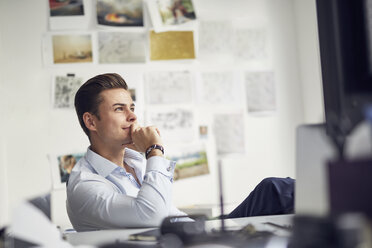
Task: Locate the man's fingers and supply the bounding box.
[130,122,140,134]
[124,143,138,151]
[155,127,161,137]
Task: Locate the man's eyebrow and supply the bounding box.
[112,103,135,107]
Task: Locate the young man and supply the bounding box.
[67,73,187,231]
[67,73,295,232]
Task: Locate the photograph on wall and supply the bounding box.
[196,71,243,106]
[199,125,208,139]
[145,71,193,104]
[48,0,90,30]
[52,33,93,64]
[129,88,136,101]
[49,152,84,189]
[166,143,209,181]
[198,19,233,61]
[146,0,196,32]
[98,31,146,63]
[52,74,83,109]
[213,113,246,155]
[150,30,195,60]
[96,0,143,27]
[234,28,269,64]
[146,108,194,142]
[245,71,276,113]
[49,0,85,16]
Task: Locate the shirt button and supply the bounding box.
[167,166,171,172]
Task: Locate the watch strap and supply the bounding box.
[145,144,164,159]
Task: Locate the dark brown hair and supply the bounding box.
[74,73,128,137]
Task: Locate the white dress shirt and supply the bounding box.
[66,147,187,232]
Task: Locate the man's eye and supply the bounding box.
[115,107,123,111]
[130,108,135,112]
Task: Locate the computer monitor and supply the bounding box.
[316,0,372,157]
[295,122,372,216]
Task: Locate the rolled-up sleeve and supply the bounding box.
[67,156,176,231]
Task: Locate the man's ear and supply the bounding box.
[83,112,97,132]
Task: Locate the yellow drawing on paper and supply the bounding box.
[150,30,195,60]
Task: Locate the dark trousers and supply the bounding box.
[227,177,295,218]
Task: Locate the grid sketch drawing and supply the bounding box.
[234,28,268,62]
[245,71,276,112]
[53,75,83,108]
[145,71,193,104]
[213,113,245,155]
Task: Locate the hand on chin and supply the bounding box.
[122,140,138,151]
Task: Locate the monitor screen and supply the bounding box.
[316,0,372,155]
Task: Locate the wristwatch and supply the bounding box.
[145,144,164,159]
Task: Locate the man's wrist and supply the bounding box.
[147,149,164,159]
[145,144,164,159]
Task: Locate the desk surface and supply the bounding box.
[65,214,293,246]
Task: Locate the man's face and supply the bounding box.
[92,88,137,147]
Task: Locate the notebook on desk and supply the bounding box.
[129,228,160,241]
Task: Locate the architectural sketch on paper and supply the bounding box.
[199,20,233,57]
[145,71,193,104]
[197,71,242,105]
[147,108,194,142]
[234,28,268,62]
[245,71,276,112]
[53,75,83,108]
[98,32,146,63]
[213,113,245,155]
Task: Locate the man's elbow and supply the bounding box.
[136,203,169,227]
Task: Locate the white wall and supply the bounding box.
[0,0,323,227]
[0,0,9,226]
[293,0,324,123]
[0,140,9,227]
[1,1,52,227]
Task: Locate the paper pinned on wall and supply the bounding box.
[166,142,209,181]
[48,0,91,30]
[146,108,194,143]
[121,71,146,126]
[145,0,197,33]
[145,71,193,104]
[50,33,94,64]
[198,20,233,61]
[196,71,243,106]
[96,0,144,27]
[52,74,83,109]
[245,71,276,113]
[98,31,146,63]
[213,113,246,155]
[199,125,208,139]
[48,152,84,189]
[234,27,269,64]
[149,30,195,60]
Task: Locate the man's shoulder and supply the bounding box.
[68,158,106,189]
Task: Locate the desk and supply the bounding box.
[65,214,293,247]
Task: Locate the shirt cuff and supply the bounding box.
[146,155,176,179]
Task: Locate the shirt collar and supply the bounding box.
[85,147,145,178]
[124,148,145,179]
[124,148,145,164]
[85,147,118,178]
